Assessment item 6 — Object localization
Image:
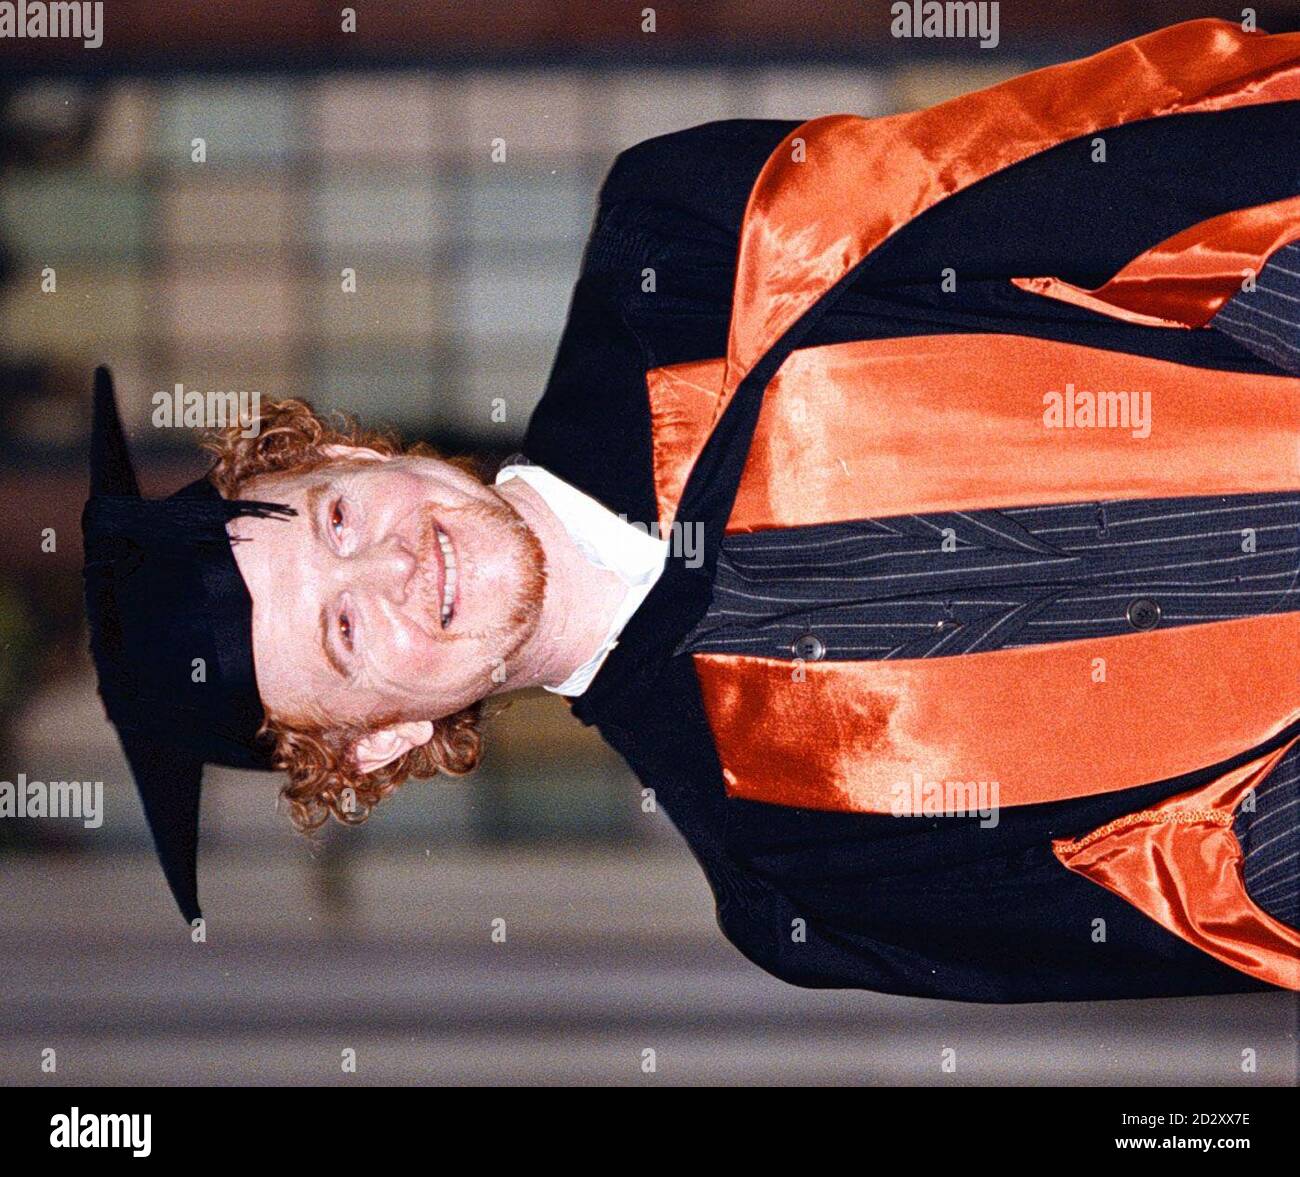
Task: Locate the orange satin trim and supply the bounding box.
[1054,739,1300,989]
[692,616,1300,813]
[646,334,1300,532]
[1012,196,1300,329]
[723,19,1300,413]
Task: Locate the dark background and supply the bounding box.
[0,0,1297,1084]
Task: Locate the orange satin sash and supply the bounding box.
[722,18,1300,414]
[1012,196,1300,329]
[1054,739,1300,991]
[647,333,1300,533]
[693,618,1300,813]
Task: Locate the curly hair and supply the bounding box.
[204,398,495,833]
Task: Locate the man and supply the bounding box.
[85,18,1299,1001]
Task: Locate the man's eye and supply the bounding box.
[330,501,345,539]
[338,611,353,649]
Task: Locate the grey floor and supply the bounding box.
[1,845,1296,1086]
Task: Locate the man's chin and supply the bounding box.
[448,538,547,675]
[411,491,548,692]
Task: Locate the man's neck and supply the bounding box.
[490,475,629,694]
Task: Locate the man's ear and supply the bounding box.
[353,720,435,775]
[320,442,390,463]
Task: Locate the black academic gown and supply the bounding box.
[519,29,1300,1001]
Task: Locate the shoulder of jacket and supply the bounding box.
[597,118,801,211]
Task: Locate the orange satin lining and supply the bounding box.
[1054,739,1300,990]
[692,616,1300,813]
[723,19,1300,411]
[1012,196,1300,328]
[646,334,1300,532]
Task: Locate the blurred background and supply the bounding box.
[1,0,1297,1085]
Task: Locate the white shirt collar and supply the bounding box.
[494,462,669,696]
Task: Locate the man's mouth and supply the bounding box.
[435,527,458,628]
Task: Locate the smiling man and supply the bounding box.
[85,19,1300,1001]
[212,407,648,827]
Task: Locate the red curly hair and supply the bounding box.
[204,398,498,833]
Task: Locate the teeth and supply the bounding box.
[436,529,457,626]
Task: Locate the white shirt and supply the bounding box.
[494,462,669,696]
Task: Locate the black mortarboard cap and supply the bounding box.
[81,367,295,922]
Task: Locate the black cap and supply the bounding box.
[81,367,295,922]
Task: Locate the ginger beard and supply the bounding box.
[415,492,548,681]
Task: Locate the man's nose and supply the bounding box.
[347,541,418,601]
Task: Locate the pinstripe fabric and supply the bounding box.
[682,492,1300,926]
[684,494,1299,660]
[1212,240,1300,376]
[1235,739,1300,928]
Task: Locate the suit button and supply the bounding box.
[1126,598,1161,630]
[791,633,825,660]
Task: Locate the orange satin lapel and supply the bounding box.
[647,334,1300,532]
[646,358,720,530]
[692,616,1300,813]
[1054,740,1300,990]
[1013,196,1300,328]
[722,19,1300,411]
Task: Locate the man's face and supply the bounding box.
[228,449,547,731]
